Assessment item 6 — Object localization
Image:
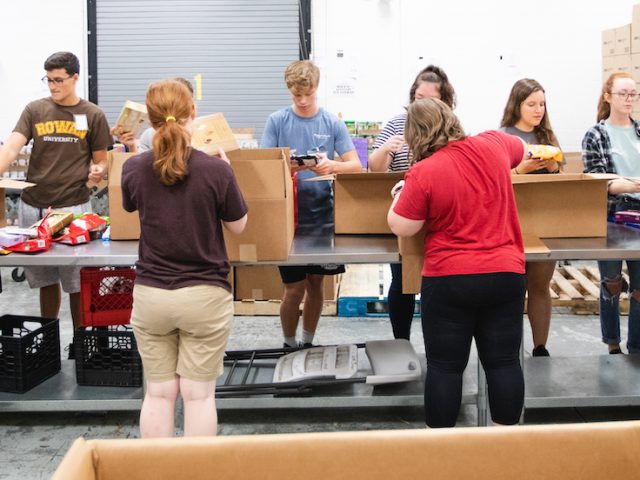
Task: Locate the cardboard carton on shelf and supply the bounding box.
[399,173,611,294]
[233,265,338,301]
[113,100,149,138]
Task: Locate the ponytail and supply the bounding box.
[145,80,194,185]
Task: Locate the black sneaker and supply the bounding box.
[532,345,550,357]
[301,342,314,348]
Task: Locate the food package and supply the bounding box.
[54,214,107,245]
[113,100,149,138]
[615,210,640,224]
[527,144,563,163]
[7,208,54,253]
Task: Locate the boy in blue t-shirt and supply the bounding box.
[261,60,361,348]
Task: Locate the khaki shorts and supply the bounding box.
[131,283,233,383]
[19,200,92,293]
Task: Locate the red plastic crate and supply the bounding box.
[80,267,135,326]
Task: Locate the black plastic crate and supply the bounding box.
[0,315,61,393]
[74,325,142,387]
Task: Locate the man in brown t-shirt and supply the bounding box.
[0,51,112,337]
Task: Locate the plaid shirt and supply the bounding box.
[582,119,640,215]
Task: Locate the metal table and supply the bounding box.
[1,223,640,418]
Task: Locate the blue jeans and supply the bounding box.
[598,260,640,353]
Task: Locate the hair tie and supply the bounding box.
[165,115,176,123]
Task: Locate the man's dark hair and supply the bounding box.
[44,51,80,75]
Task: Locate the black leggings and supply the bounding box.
[421,272,526,427]
[388,263,416,340]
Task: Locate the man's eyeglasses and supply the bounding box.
[610,91,639,101]
[41,74,73,86]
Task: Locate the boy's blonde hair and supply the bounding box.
[284,60,320,93]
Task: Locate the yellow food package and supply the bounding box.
[527,144,563,163]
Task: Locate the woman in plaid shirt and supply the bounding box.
[582,72,640,355]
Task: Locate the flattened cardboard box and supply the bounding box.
[0,179,35,227]
[334,172,405,234]
[234,265,338,301]
[399,173,610,294]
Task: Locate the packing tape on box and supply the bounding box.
[238,244,258,262]
[251,289,264,300]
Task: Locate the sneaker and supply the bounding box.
[300,342,314,348]
[283,342,297,349]
[532,345,550,357]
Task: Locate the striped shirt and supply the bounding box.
[372,114,411,171]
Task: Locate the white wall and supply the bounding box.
[0,0,87,140]
[313,0,639,151]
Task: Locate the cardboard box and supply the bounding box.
[192,113,239,155]
[224,148,294,261]
[615,24,632,55]
[602,28,616,57]
[106,114,294,262]
[52,421,640,480]
[334,172,405,234]
[108,151,140,240]
[399,173,610,294]
[233,265,338,301]
[114,100,148,138]
[0,179,35,227]
[603,54,632,82]
[633,5,640,53]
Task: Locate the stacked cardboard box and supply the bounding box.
[603,5,640,117]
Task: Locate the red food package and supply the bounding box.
[7,208,54,253]
[55,213,107,245]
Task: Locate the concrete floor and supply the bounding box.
[1,265,639,479]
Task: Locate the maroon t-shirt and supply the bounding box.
[121,149,248,291]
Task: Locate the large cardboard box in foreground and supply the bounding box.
[334,172,405,234]
[399,173,611,294]
[234,265,338,301]
[52,421,640,480]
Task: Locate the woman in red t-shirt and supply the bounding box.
[388,98,528,428]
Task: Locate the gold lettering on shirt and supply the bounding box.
[34,120,88,140]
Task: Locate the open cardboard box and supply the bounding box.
[52,421,640,480]
[399,173,611,294]
[334,172,405,234]
[108,114,294,261]
[0,178,35,227]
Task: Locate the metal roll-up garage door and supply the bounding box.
[92,0,300,139]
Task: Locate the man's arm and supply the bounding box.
[88,149,109,183]
[312,149,362,175]
[0,132,28,176]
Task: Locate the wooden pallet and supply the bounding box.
[549,265,629,315]
[337,264,629,316]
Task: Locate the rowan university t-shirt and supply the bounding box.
[121,149,248,291]
[13,97,112,208]
[393,130,525,277]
